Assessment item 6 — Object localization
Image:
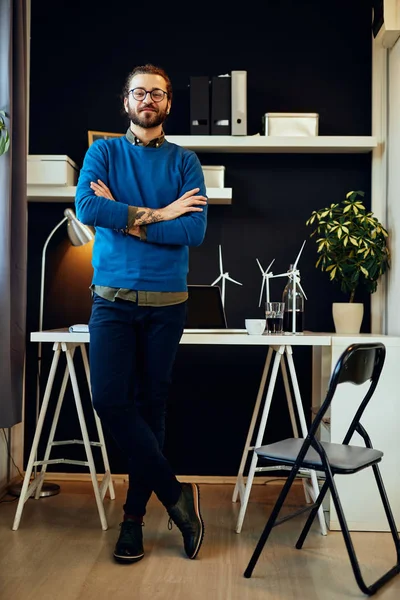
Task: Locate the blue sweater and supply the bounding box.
[75,136,208,291]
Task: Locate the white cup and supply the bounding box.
[245,319,266,335]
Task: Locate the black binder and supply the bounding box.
[211,76,231,135]
[190,76,210,135]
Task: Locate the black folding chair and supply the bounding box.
[244,343,400,596]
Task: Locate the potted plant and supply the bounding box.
[0,110,10,156]
[305,190,390,333]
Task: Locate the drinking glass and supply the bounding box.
[265,302,285,334]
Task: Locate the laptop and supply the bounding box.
[184,285,245,333]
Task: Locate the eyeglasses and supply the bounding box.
[129,88,168,102]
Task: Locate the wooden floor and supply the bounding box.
[0,481,399,600]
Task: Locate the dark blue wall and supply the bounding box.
[25,1,373,476]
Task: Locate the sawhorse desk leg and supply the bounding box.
[12,341,115,531]
[233,344,327,536]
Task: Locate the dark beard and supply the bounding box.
[128,106,167,129]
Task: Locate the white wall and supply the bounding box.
[387,37,400,334]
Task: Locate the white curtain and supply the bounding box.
[0,0,28,427]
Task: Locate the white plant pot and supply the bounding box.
[332,302,364,334]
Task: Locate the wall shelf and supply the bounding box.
[27,136,375,206]
[166,135,377,153]
[27,186,232,205]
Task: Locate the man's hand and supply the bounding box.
[129,225,141,238]
[158,188,207,222]
[90,179,115,201]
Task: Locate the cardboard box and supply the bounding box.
[262,113,319,136]
[202,165,225,188]
[27,155,79,186]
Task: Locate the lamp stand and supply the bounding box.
[8,481,60,498]
[9,218,69,499]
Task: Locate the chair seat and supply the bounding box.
[255,438,383,473]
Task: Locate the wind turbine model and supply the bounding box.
[256,257,287,307]
[211,245,242,308]
[286,240,308,334]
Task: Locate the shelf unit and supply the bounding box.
[27,136,377,206]
[27,185,233,205]
[166,135,377,153]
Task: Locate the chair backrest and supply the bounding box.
[309,343,386,446]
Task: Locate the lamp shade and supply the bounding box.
[64,208,95,246]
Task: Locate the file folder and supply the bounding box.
[231,70,247,136]
[211,75,231,135]
[190,76,210,135]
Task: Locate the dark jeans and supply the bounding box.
[89,293,186,517]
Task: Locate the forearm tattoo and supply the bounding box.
[134,208,162,226]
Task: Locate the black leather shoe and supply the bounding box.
[167,483,204,559]
[113,519,144,563]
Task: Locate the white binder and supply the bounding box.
[231,70,247,136]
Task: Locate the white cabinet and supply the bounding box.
[312,334,400,532]
[27,155,78,186]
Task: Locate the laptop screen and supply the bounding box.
[185,285,227,329]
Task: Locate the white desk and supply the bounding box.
[16,330,399,534]
[18,329,330,536]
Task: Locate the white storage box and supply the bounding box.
[27,155,79,186]
[262,113,319,136]
[202,165,225,188]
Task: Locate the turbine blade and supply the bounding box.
[271,272,288,279]
[256,258,264,274]
[265,258,275,273]
[297,280,308,300]
[226,276,242,286]
[211,275,222,286]
[293,239,306,269]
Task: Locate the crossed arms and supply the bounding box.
[90,179,207,238]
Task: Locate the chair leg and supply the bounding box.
[296,479,330,549]
[244,465,300,578]
[326,473,369,594]
[372,463,400,557]
[327,469,400,596]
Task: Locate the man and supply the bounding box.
[75,64,207,564]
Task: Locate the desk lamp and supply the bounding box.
[10,208,94,498]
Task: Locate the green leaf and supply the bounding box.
[0,131,10,156]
